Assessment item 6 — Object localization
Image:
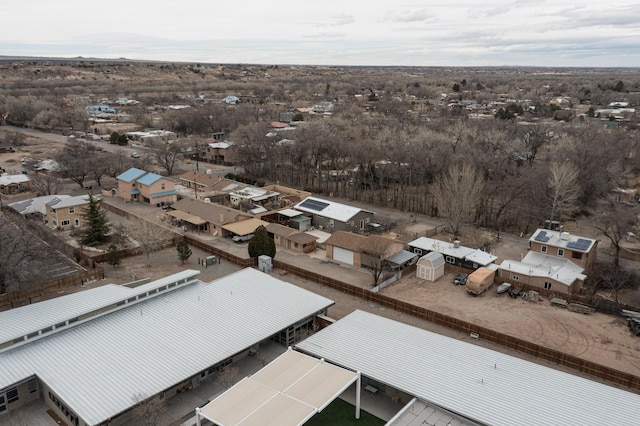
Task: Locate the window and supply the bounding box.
[445,256,455,264]
[329,219,334,228]
[541,245,547,253]
[28,378,37,394]
[68,207,75,214]
[414,248,423,256]
[512,275,520,281]
[7,387,18,403]
[557,248,564,257]
[294,243,299,248]
[365,217,370,223]
[161,183,165,190]
[544,282,552,290]
[359,219,365,230]
[61,220,70,226]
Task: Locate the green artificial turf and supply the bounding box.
[304,398,385,426]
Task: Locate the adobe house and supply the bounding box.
[115,168,177,206]
[266,222,318,253]
[45,194,92,231]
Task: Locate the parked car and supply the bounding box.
[232,233,253,243]
[130,152,141,158]
[452,273,468,286]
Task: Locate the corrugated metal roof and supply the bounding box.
[48,194,92,209]
[296,310,640,426]
[116,167,147,183]
[409,237,497,266]
[0,268,333,425]
[498,252,586,286]
[294,196,364,222]
[136,172,163,186]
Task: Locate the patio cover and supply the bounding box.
[223,218,269,236]
[166,209,207,225]
[197,349,359,426]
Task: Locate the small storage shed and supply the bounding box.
[416,252,445,281]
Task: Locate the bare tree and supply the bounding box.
[0,214,51,293]
[30,171,64,195]
[431,163,485,238]
[126,215,174,266]
[130,392,166,426]
[217,366,239,390]
[147,138,185,176]
[547,161,580,226]
[55,140,98,188]
[361,236,396,286]
[593,203,638,267]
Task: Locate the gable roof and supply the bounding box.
[409,237,497,266]
[171,198,250,226]
[294,196,369,222]
[136,172,164,186]
[325,231,369,252]
[266,222,300,238]
[296,310,640,426]
[9,195,71,215]
[116,167,147,183]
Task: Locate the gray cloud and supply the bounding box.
[385,8,435,23]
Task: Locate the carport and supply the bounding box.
[195,349,361,426]
[166,210,207,231]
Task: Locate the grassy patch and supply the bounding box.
[305,398,385,426]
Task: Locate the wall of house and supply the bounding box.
[1,377,41,419]
[117,180,137,202]
[47,204,86,231]
[140,179,176,205]
[499,269,580,295]
[530,240,595,271]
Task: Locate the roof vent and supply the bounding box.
[453,240,461,248]
[560,232,570,240]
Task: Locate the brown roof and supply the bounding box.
[266,222,299,237]
[325,231,402,258]
[171,198,250,226]
[178,171,223,188]
[288,232,318,245]
[325,231,369,252]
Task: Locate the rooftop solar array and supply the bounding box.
[299,198,330,212]
[567,238,592,251]
[534,230,550,242]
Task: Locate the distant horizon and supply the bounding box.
[1,55,639,71]
[3,1,640,68]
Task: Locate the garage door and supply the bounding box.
[333,247,354,265]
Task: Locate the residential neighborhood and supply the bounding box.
[1,60,640,426]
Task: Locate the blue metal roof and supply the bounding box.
[151,190,177,198]
[130,189,140,195]
[137,172,163,186]
[116,168,147,183]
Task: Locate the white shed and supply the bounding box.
[416,252,445,281]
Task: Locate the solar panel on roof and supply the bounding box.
[567,238,591,251]
[534,230,550,242]
[299,199,329,212]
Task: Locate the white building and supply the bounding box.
[0,268,333,425]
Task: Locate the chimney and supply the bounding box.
[219,212,224,223]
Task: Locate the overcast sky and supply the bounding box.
[2,0,639,67]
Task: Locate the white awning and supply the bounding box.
[197,349,359,426]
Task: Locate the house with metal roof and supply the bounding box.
[498,251,586,294]
[408,237,497,271]
[205,140,238,165]
[0,173,31,197]
[293,196,374,234]
[296,310,640,426]
[45,194,93,231]
[0,268,333,425]
[8,195,71,220]
[115,167,177,205]
[529,229,597,273]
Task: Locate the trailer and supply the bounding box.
[465,267,495,296]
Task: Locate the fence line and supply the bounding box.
[273,259,640,392]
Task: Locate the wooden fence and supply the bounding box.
[0,267,104,311]
[273,259,640,392]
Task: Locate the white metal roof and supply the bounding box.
[498,251,586,286]
[296,310,640,426]
[529,229,597,253]
[0,268,333,425]
[409,237,497,266]
[0,174,30,185]
[199,349,358,426]
[47,194,92,209]
[294,196,365,222]
[279,208,303,218]
[8,195,70,215]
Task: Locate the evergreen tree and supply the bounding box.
[176,240,192,264]
[81,193,111,247]
[248,225,276,258]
